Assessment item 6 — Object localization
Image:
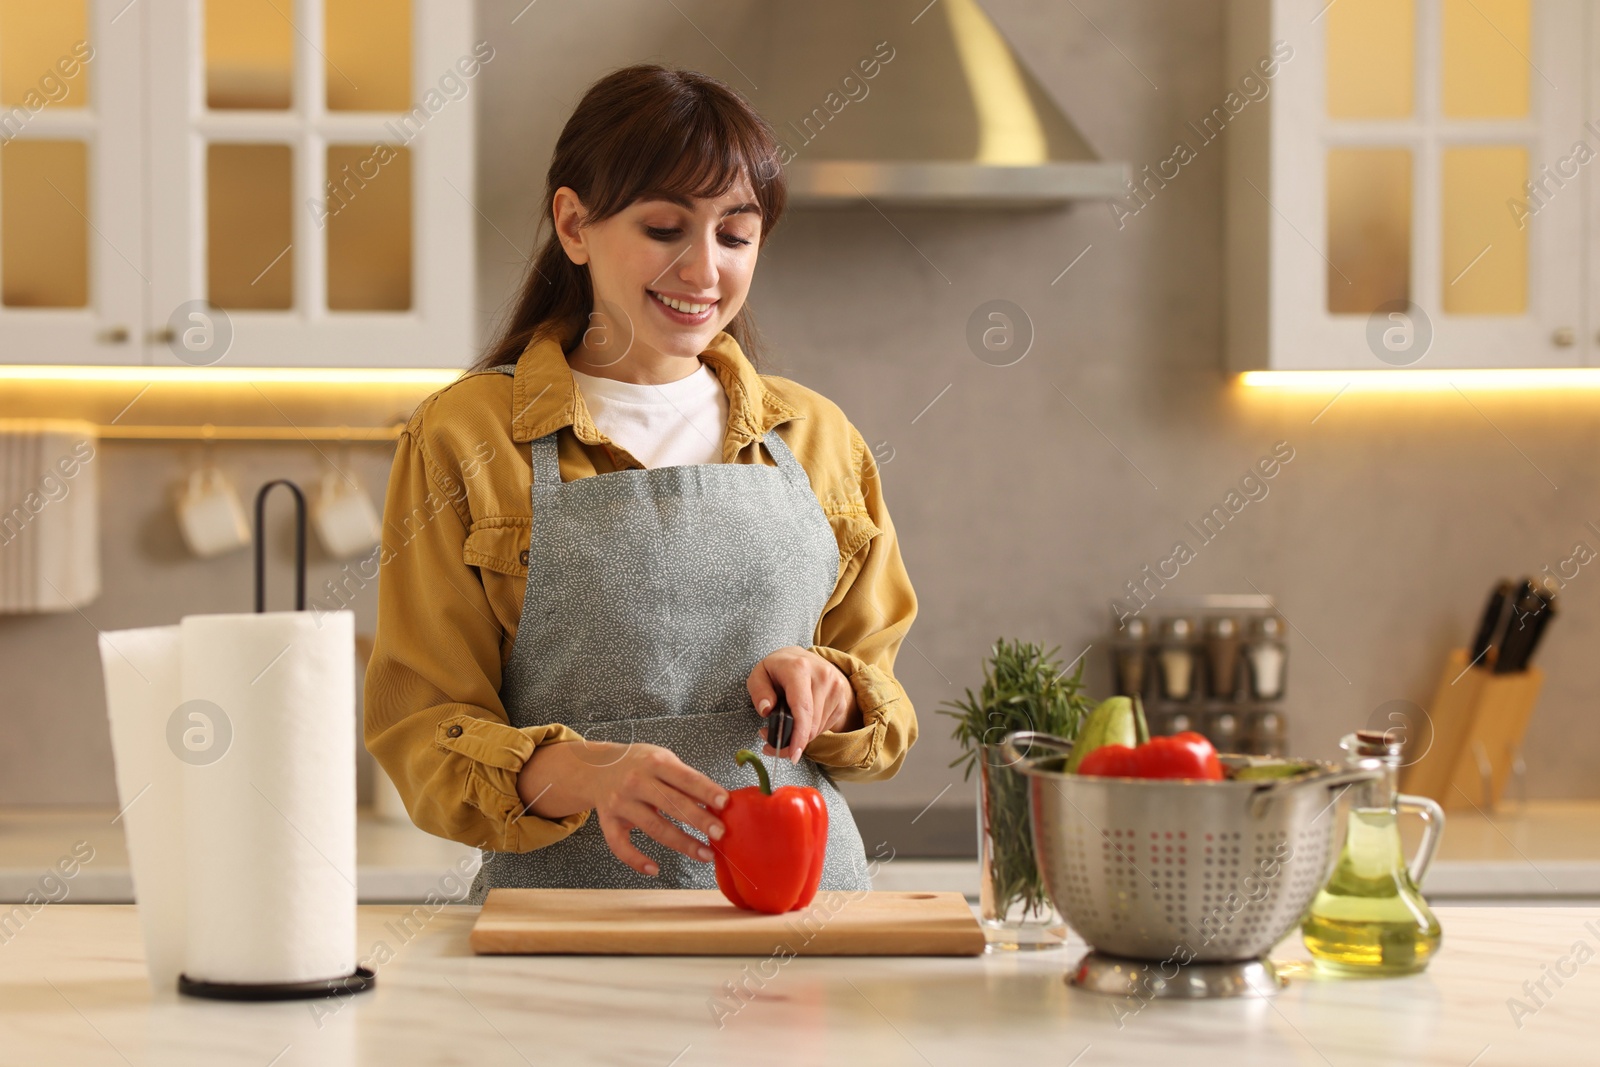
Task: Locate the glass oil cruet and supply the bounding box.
[1302,729,1444,976]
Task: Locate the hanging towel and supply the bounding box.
[0,418,99,613]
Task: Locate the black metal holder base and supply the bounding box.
[177,965,376,1002]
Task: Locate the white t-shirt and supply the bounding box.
[568,359,729,468]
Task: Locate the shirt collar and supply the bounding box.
[508,328,801,448]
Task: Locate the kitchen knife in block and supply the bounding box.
[1468,579,1513,667]
[1401,648,1543,810]
[469,889,986,956]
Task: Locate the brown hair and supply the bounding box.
[471,64,787,372]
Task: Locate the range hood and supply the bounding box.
[741,0,1128,208]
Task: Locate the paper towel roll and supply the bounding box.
[179,609,357,985]
[97,625,186,992]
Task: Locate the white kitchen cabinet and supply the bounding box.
[0,3,144,365]
[0,0,477,368]
[1228,0,1589,370]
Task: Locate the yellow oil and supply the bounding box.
[1301,808,1441,976]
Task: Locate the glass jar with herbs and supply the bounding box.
[941,639,1096,951]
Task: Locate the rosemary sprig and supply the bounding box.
[938,638,1095,918]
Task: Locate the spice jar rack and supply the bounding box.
[1108,594,1288,756]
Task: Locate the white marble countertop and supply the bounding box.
[1,903,1595,1064]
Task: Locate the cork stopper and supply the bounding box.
[1348,729,1404,758]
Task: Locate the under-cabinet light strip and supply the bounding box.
[91,424,406,441]
[1240,369,1600,391]
[0,365,464,385]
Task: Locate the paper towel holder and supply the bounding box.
[253,478,306,612]
[175,477,378,1002]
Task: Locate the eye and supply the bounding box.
[643,220,748,247]
[645,225,753,248]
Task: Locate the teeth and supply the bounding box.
[651,291,712,314]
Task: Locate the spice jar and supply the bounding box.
[1205,616,1243,700]
[1243,706,1286,756]
[1150,702,1194,737]
[1201,705,1239,753]
[1246,615,1288,700]
[1157,617,1198,701]
[1111,616,1150,698]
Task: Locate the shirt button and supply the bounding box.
[446,724,463,738]
[519,549,529,566]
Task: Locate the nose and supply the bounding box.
[675,227,718,292]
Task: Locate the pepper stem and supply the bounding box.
[1133,692,1151,746]
[736,749,773,795]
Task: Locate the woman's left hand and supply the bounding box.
[746,646,861,763]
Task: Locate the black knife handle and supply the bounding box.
[1494,582,1548,674]
[766,695,794,752]
[1504,588,1555,671]
[1469,579,1513,667]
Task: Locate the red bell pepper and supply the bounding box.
[1075,731,1225,780]
[710,750,828,914]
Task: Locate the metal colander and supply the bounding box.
[1000,731,1378,963]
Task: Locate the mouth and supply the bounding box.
[648,289,718,326]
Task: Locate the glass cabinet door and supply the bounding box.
[0,0,144,364]
[1266,0,1585,369]
[145,0,476,367]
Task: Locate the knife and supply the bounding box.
[766,694,794,755]
[1497,587,1557,673]
[1468,579,1513,669]
[1493,582,1550,674]
[1518,591,1557,670]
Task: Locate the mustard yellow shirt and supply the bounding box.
[363,330,920,854]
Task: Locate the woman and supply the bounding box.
[364,64,918,903]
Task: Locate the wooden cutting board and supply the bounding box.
[469,889,986,956]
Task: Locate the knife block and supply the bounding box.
[1401,648,1542,811]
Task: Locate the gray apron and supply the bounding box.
[466,366,872,902]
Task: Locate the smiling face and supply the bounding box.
[553,178,763,381]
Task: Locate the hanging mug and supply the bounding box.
[177,467,252,558]
[312,470,382,559]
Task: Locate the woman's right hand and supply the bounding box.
[521,740,729,877]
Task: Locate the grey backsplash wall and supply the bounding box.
[4,0,1595,820]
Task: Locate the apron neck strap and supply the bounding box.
[758,426,808,485]
[528,424,807,485]
[531,432,563,486]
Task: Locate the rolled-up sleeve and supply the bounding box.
[363,421,590,853]
[803,429,918,781]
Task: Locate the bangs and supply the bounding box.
[586,78,785,236]
[644,136,757,206]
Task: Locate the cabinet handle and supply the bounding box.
[96,326,131,344]
[147,328,176,344]
[1553,327,1576,347]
